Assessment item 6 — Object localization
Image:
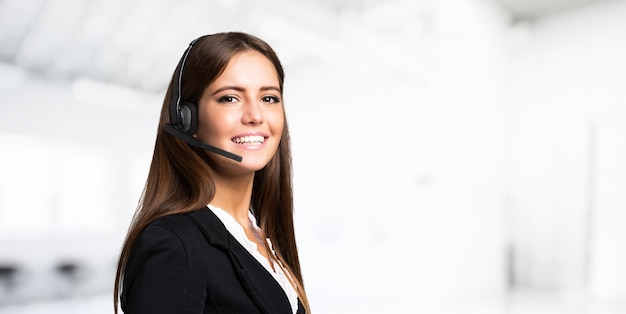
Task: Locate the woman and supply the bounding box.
[114,32,310,314]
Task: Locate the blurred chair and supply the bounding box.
[0,264,19,304]
[54,260,88,298]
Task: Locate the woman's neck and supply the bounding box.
[210,173,255,227]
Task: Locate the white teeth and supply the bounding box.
[233,135,265,144]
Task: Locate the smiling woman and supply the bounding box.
[113,32,310,314]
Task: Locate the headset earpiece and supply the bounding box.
[169,37,202,136]
[178,101,198,135]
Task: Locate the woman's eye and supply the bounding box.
[262,96,280,103]
[218,96,237,103]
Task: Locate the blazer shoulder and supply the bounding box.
[145,208,230,250]
[149,211,197,232]
[128,211,206,268]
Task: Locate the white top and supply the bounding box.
[207,204,298,314]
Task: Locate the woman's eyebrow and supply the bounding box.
[212,86,244,95]
[212,85,281,95]
[260,86,281,92]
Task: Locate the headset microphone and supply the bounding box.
[164,36,243,163]
[164,124,243,162]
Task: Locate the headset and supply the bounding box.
[168,37,202,136]
[163,36,243,162]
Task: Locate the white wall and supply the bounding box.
[288,0,511,311]
[507,0,626,300]
[0,73,156,303]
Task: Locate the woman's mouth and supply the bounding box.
[232,135,265,145]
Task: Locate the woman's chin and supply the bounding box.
[240,159,272,172]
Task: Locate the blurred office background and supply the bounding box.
[1,0,625,313]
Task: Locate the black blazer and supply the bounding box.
[121,208,305,314]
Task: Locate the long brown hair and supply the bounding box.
[114,32,310,313]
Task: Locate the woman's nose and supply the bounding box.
[242,100,264,124]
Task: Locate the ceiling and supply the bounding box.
[0,0,612,95]
[498,0,609,21]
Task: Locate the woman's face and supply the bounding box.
[195,50,284,173]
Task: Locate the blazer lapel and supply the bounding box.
[186,208,294,314]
